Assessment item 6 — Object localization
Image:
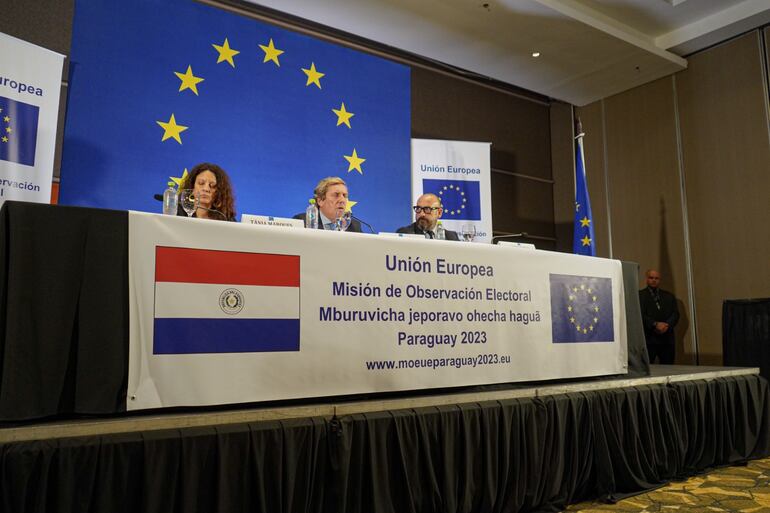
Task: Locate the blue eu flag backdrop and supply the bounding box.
[61,0,411,232]
[0,95,39,167]
[422,179,481,221]
[550,274,614,343]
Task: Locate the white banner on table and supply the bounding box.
[127,212,627,410]
[411,138,493,242]
[0,32,64,206]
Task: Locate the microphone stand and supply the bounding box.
[351,215,376,234]
[195,203,228,220]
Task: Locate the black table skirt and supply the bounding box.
[0,201,128,420]
[724,298,770,378]
[0,201,649,422]
[1,375,768,513]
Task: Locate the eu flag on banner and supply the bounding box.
[61,0,411,232]
[573,125,595,256]
[422,179,481,220]
[0,95,39,167]
[550,273,614,343]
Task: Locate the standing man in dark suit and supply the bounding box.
[639,269,679,364]
[396,193,459,240]
[294,176,362,232]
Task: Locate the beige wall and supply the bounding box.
[574,30,770,364]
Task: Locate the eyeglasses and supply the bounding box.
[413,206,440,214]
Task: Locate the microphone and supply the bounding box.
[351,215,376,234]
[491,232,529,244]
[195,204,228,220]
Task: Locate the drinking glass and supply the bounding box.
[460,223,476,242]
[336,211,352,231]
[180,189,197,217]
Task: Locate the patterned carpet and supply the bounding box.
[564,457,770,512]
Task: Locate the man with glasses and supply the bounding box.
[397,193,459,240]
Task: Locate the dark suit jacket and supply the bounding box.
[293,211,362,233]
[396,222,460,241]
[638,286,679,345]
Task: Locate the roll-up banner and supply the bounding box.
[411,138,493,242]
[0,32,64,206]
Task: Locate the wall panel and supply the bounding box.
[676,32,770,365]
[412,68,555,242]
[602,76,693,363]
[550,101,575,252]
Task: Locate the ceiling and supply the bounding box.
[248,0,770,106]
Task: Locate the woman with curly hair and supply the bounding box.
[178,163,237,221]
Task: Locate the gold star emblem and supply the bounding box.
[302,62,325,88]
[156,114,188,144]
[1,136,7,143]
[581,235,592,246]
[212,38,240,67]
[332,102,354,128]
[345,199,357,212]
[344,149,366,174]
[580,216,591,227]
[259,38,284,66]
[168,168,189,188]
[5,127,11,134]
[3,116,9,123]
[174,65,204,95]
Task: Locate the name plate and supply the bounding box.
[497,241,536,249]
[241,214,304,228]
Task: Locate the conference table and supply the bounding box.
[0,201,648,422]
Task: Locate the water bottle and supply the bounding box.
[162,185,178,215]
[435,221,446,240]
[305,199,318,229]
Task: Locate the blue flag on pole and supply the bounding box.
[61,0,411,232]
[550,273,614,343]
[0,95,39,167]
[573,127,595,256]
[422,178,481,220]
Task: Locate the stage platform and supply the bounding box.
[0,364,759,443]
[2,365,769,513]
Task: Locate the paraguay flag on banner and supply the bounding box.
[550,273,614,343]
[0,95,39,167]
[422,179,481,220]
[153,247,300,354]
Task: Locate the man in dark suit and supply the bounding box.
[639,269,679,364]
[396,193,459,240]
[294,176,362,232]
